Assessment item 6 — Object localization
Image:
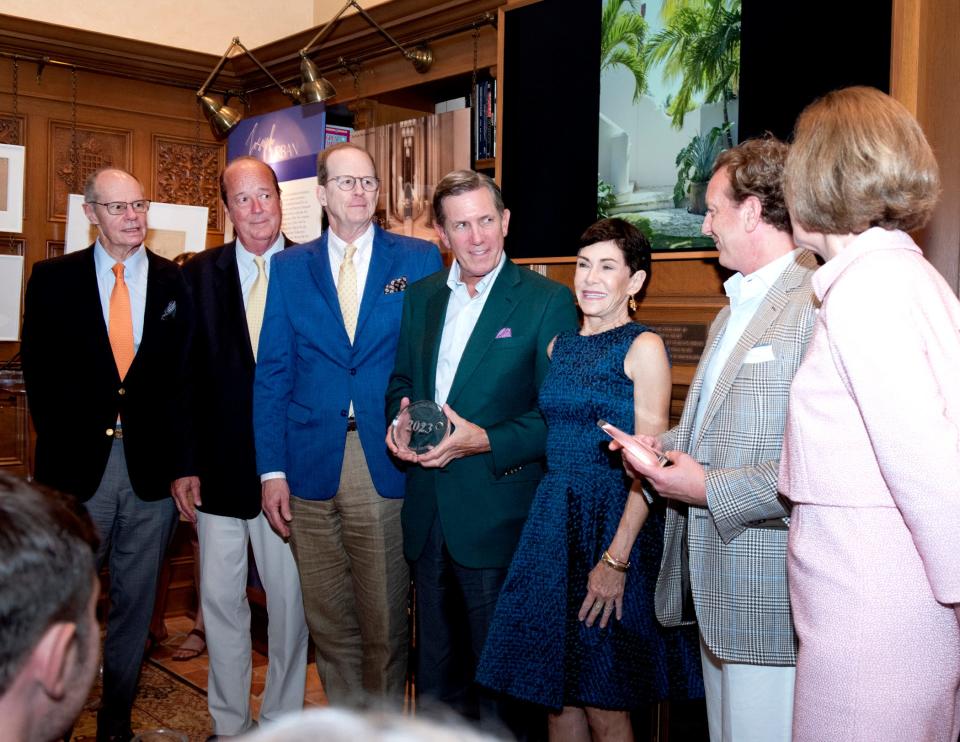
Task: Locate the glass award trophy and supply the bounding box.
[391,400,451,454]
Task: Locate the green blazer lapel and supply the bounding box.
[446,261,521,409]
[422,280,451,401]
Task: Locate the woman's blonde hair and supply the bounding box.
[784,86,940,235]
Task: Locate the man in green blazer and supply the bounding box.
[386,170,577,732]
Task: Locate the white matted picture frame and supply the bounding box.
[0,254,25,341]
[0,144,26,234]
[64,194,208,259]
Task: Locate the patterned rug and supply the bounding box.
[70,661,210,741]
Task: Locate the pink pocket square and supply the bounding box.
[495,327,512,339]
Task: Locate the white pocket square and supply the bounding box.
[743,344,775,364]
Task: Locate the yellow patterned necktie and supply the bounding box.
[109,262,135,380]
[337,243,359,343]
[246,255,267,360]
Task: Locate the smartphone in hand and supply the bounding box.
[597,419,672,468]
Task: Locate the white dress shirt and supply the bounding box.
[434,253,507,407]
[236,234,285,310]
[93,240,148,351]
[691,249,798,441]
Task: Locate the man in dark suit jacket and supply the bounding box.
[171,157,308,737]
[21,166,189,741]
[255,143,442,704]
[385,170,578,730]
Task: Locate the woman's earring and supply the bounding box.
[629,295,637,312]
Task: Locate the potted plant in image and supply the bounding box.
[674,125,725,215]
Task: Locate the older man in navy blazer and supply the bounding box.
[254,143,442,704]
[21,167,189,741]
[172,157,308,738]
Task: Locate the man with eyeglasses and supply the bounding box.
[171,156,308,738]
[21,166,191,742]
[254,142,442,704]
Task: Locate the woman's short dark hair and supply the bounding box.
[579,217,651,277]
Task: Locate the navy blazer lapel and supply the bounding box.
[446,260,521,409]
[693,253,805,448]
[214,241,255,365]
[139,249,174,344]
[306,232,344,331]
[355,226,395,341]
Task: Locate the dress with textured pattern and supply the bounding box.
[477,323,703,711]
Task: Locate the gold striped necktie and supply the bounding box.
[337,243,359,343]
[246,255,268,360]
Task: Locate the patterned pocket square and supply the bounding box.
[384,277,408,294]
[495,327,512,339]
[160,300,177,320]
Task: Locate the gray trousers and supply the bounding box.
[84,440,177,730]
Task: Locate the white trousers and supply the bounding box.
[197,510,309,736]
[700,635,795,742]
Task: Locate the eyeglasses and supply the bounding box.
[87,200,151,215]
[326,175,379,192]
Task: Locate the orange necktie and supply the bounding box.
[109,262,135,380]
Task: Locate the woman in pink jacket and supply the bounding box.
[780,86,960,741]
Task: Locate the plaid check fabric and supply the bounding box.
[655,250,819,666]
[246,255,268,360]
[109,262,135,379]
[337,243,359,343]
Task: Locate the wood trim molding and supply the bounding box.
[0,0,504,95]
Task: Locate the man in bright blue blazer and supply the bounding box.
[253,143,442,704]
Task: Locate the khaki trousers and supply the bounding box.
[288,431,409,705]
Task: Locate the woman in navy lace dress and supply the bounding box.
[477,219,702,741]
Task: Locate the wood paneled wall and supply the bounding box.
[0,57,226,361]
[892,0,960,294]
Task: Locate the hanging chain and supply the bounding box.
[193,101,203,207]
[70,67,80,193]
[11,57,19,122]
[6,58,21,250]
[470,26,480,109]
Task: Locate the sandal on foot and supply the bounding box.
[171,628,206,661]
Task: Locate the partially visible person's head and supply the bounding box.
[172,252,194,267]
[82,167,149,261]
[785,85,940,236]
[0,475,99,742]
[431,170,510,295]
[316,143,380,241]
[238,707,505,742]
[703,137,793,274]
[221,157,283,255]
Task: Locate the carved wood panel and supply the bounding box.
[45,241,64,259]
[152,135,224,232]
[0,115,25,146]
[0,238,24,256]
[48,121,132,221]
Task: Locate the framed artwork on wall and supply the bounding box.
[0,144,25,234]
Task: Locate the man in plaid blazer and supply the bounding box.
[621,138,817,742]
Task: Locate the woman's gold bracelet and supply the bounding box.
[601,550,630,573]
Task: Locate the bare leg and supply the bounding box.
[549,706,591,742]
[173,523,206,660]
[585,706,634,742]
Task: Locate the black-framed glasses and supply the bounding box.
[86,200,151,215]
[326,175,379,192]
